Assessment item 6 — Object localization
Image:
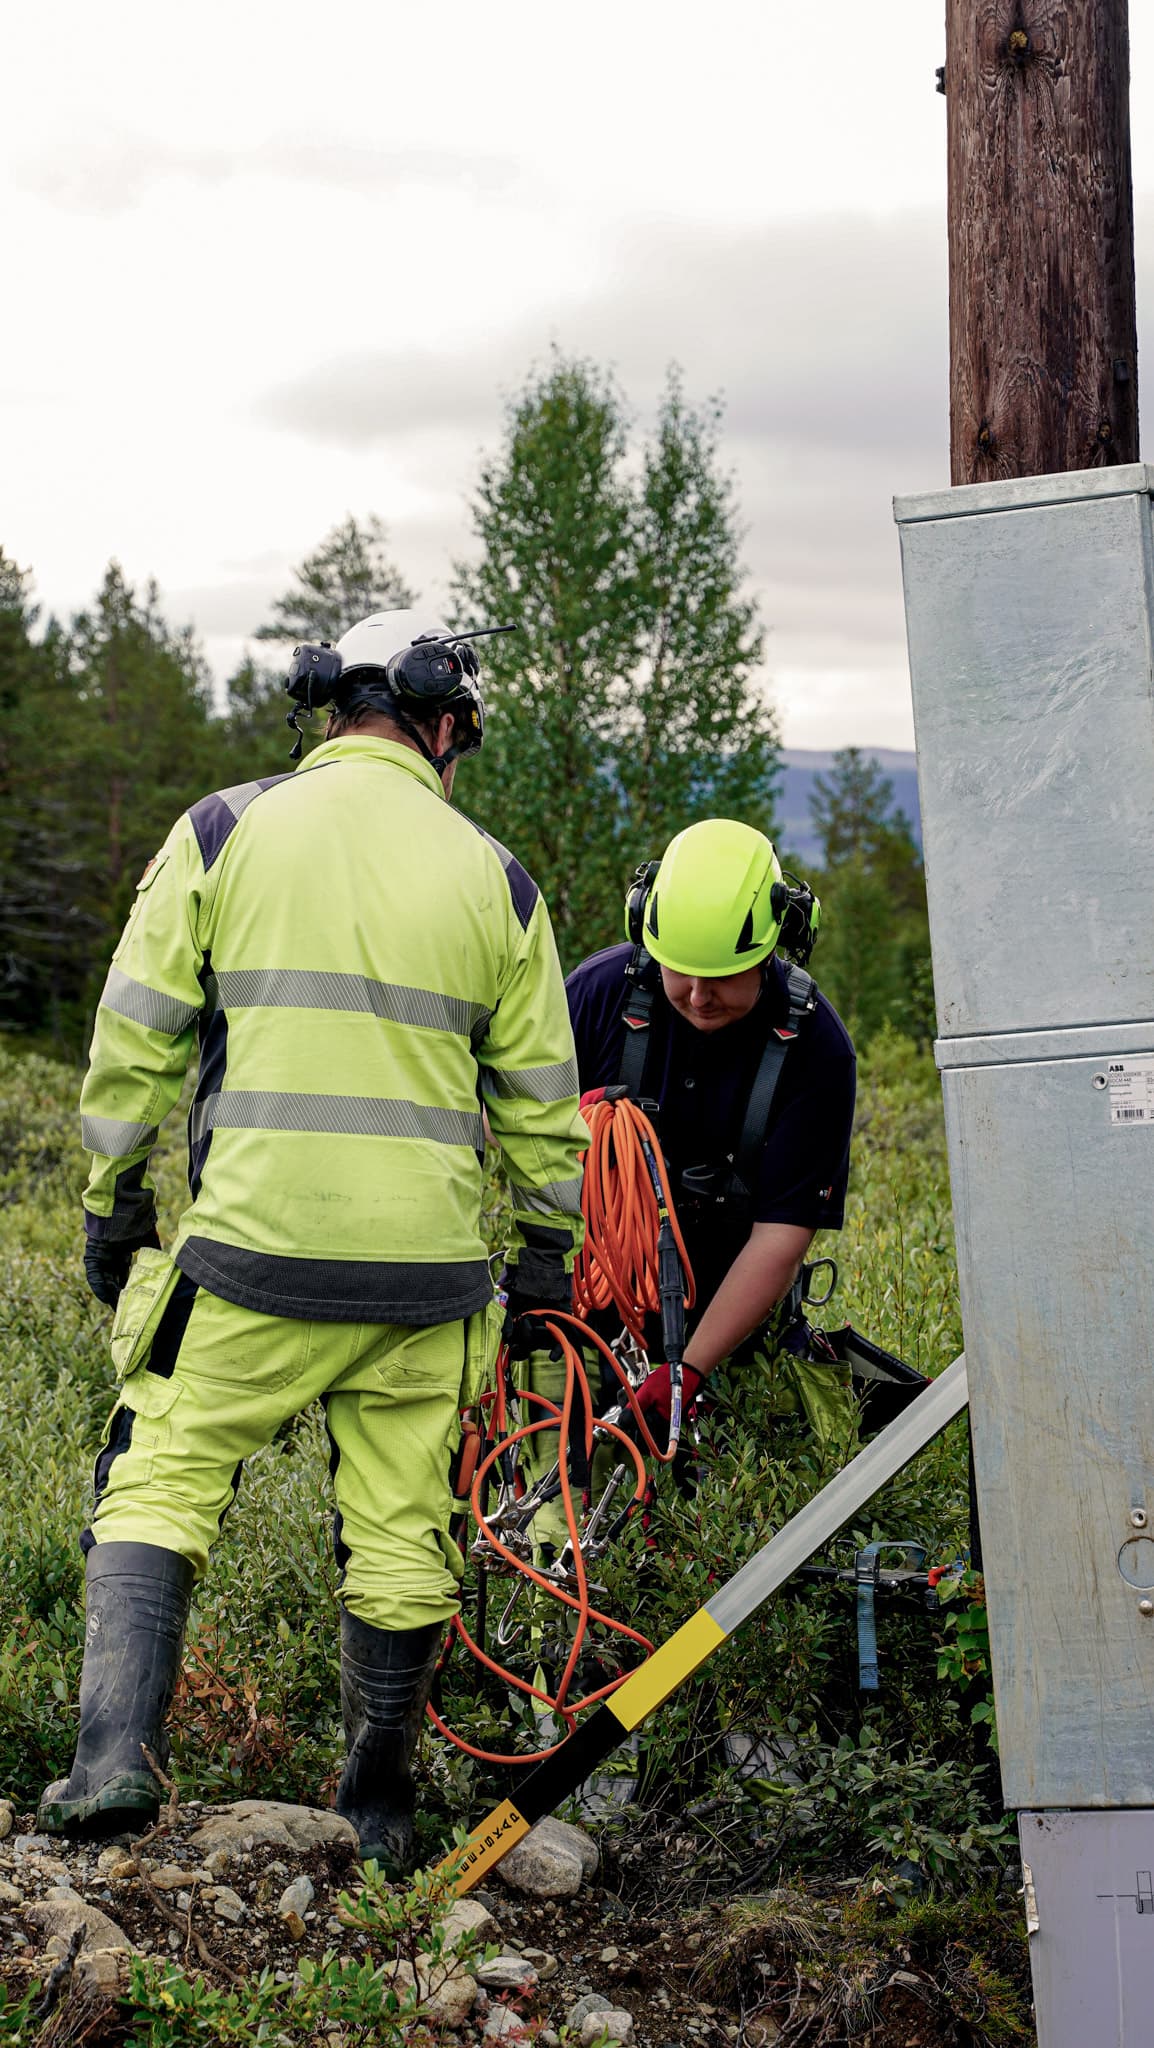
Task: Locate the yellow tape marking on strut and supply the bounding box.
[440,1801,530,1895]
[608,1609,728,1732]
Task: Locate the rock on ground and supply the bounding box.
[421,1961,480,2027]
[24,1891,135,1953]
[580,2010,635,2045]
[277,1874,314,1919]
[568,1991,615,2027]
[441,1894,501,1944]
[497,1818,598,1899]
[475,1953,540,1992]
[189,1800,357,1855]
[74,1947,130,1995]
[484,2006,535,2042]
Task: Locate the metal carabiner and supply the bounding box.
[495,1581,526,1649]
[610,1328,650,1388]
[803,1257,838,1308]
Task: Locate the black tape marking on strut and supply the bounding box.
[510,1705,625,1825]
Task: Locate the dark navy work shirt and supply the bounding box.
[565,943,856,1316]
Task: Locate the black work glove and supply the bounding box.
[83,1231,160,1311]
[500,1274,573,1362]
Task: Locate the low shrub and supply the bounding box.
[0,1032,1000,1898]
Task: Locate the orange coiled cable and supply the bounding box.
[431,1099,696,1766]
[573,1095,695,1335]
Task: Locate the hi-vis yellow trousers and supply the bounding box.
[89,1250,497,1631]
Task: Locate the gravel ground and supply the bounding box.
[0,1798,1029,2046]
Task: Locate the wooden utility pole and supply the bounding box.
[945,0,1138,483]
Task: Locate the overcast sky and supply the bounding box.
[5,2,1154,749]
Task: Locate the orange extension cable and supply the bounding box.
[429,1095,697,1767]
[573,1094,695,1339]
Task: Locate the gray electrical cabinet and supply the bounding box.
[1021,1810,1154,2047]
[896,467,1154,2046]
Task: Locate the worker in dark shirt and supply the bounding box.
[565,817,856,1440]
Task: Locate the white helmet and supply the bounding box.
[335,609,485,762]
[336,609,451,676]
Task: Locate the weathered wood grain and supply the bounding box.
[945,0,1138,482]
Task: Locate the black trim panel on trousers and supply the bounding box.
[175,1239,493,1324]
[81,1405,137,1553]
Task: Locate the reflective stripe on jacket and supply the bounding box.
[81,736,587,1322]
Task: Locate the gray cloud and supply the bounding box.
[240,212,951,707]
[163,511,456,650]
[13,130,526,217]
[257,211,949,462]
[227,201,1154,710]
[161,578,287,638]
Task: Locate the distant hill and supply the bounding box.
[776,748,921,868]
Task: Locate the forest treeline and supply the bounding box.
[0,355,932,1052]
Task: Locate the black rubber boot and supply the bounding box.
[38,1542,195,1839]
[335,1612,443,1875]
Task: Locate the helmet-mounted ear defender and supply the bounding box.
[285,642,342,714]
[624,860,663,947]
[384,632,486,702]
[283,624,515,759]
[624,858,820,968]
[772,874,822,969]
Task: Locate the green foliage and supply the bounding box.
[807,747,934,1048]
[937,1569,999,1751]
[453,353,779,968]
[698,1883,1034,2045]
[0,560,223,1046]
[111,1854,480,2045]
[253,513,415,645]
[0,1979,40,2040]
[743,1717,1012,1884]
[0,1032,1002,1901]
[216,654,303,780]
[0,552,96,1040]
[66,565,220,941]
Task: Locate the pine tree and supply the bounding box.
[0,552,89,1037]
[624,372,774,849]
[219,654,300,779]
[254,515,416,645]
[453,356,778,967]
[65,564,219,1008]
[808,748,934,1044]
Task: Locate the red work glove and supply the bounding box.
[634,1362,706,1422]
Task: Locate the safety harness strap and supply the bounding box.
[732,963,817,1196]
[617,949,658,1101]
[616,952,818,1203]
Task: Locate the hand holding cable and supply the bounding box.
[633,1360,706,1424]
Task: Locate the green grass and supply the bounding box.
[0,1033,1007,1896]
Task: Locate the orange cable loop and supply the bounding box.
[431,1097,696,1767]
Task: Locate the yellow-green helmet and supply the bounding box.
[638,819,785,976]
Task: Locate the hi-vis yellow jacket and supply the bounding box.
[81,737,587,1323]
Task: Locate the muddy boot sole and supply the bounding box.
[37,1770,160,1840]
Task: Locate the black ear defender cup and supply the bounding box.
[282,624,514,762]
[774,874,821,969]
[286,642,343,714]
[624,861,661,946]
